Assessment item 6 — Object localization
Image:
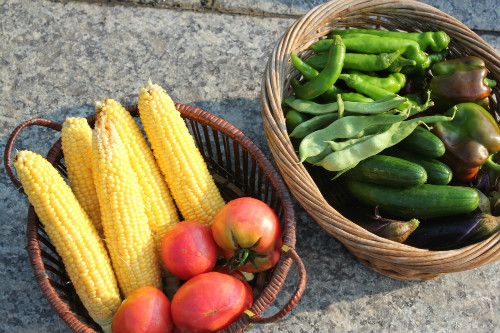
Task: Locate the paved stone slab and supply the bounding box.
[214,0,500,32]
[0,1,499,332]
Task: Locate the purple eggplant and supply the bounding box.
[407,213,499,250]
[356,207,420,243]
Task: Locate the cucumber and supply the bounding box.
[388,150,453,185]
[398,126,445,158]
[346,155,427,187]
[347,181,479,219]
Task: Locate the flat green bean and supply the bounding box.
[299,113,407,162]
[289,113,338,138]
[318,113,455,172]
[285,96,407,115]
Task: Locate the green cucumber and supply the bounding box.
[346,155,427,187]
[347,181,479,219]
[388,150,453,185]
[399,126,445,158]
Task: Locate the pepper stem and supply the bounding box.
[485,154,500,172]
[484,78,497,88]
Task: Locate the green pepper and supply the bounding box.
[430,56,494,107]
[293,36,345,99]
[330,29,450,52]
[306,51,403,72]
[313,36,431,69]
[433,103,500,182]
[346,72,406,93]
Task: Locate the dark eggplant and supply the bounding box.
[407,213,500,250]
[356,207,420,243]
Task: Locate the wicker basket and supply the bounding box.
[4,104,306,332]
[261,0,500,280]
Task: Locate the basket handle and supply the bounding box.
[248,247,307,324]
[4,118,63,192]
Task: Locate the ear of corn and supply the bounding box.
[92,111,161,296]
[61,117,102,234]
[96,100,178,247]
[14,150,121,331]
[138,82,225,224]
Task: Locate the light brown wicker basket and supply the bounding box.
[261,0,500,280]
[5,104,306,332]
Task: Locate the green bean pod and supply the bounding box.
[331,29,450,52]
[317,114,455,172]
[294,36,345,100]
[284,96,406,115]
[285,110,311,131]
[289,113,338,138]
[299,113,407,162]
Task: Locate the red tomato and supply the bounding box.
[160,221,218,280]
[211,197,281,272]
[214,267,253,308]
[112,287,173,333]
[171,272,253,332]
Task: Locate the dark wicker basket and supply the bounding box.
[4,103,306,333]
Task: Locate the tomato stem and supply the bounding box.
[225,248,266,271]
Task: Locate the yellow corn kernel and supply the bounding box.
[96,100,178,246]
[92,111,161,296]
[138,81,225,224]
[61,117,102,234]
[14,150,120,332]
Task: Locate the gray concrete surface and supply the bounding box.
[0,0,499,332]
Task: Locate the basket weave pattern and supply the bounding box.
[5,104,306,332]
[261,0,500,280]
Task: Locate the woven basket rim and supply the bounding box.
[7,102,304,332]
[260,0,500,280]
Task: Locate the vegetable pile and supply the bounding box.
[285,28,500,249]
[14,81,283,333]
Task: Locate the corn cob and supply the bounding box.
[95,100,178,247]
[14,150,120,332]
[92,111,161,296]
[138,81,225,224]
[61,117,102,234]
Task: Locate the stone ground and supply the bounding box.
[0,0,499,332]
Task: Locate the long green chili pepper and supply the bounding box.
[306,52,402,72]
[347,72,406,93]
[290,54,345,101]
[291,53,319,79]
[342,36,431,69]
[289,113,338,138]
[338,73,395,100]
[294,36,345,99]
[317,113,455,172]
[387,57,417,73]
[284,96,406,115]
[299,113,407,162]
[311,36,430,69]
[330,29,450,52]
